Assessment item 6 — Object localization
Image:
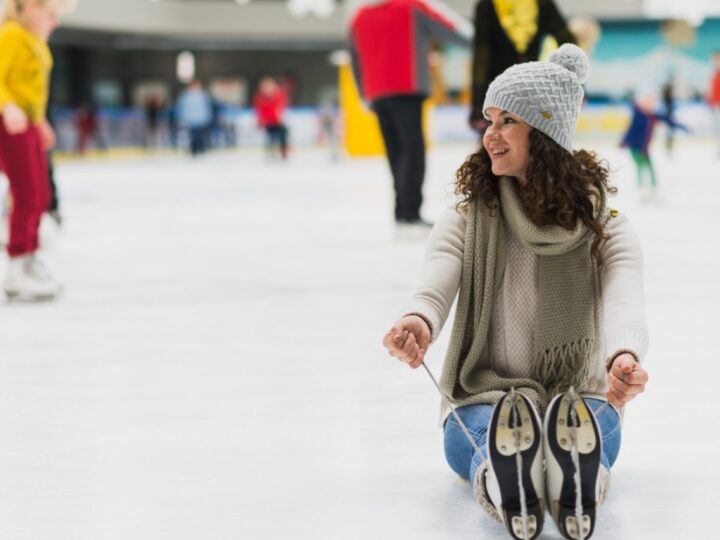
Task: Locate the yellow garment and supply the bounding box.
[0,21,53,123]
[493,0,538,54]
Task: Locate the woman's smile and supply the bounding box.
[483,107,533,183]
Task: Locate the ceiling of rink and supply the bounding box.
[54,0,648,48]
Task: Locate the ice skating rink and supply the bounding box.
[0,138,718,539]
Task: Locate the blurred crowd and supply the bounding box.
[48,75,342,160]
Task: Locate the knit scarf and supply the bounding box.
[439,177,602,412]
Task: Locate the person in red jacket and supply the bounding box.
[708,50,720,155]
[254,77,289,160]
[349,0,471,226]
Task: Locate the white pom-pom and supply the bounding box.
[549,44,589,84]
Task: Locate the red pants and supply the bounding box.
[0,120,49,257]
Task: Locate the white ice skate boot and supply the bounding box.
[4,253,61,302]
[544,388,605,540]
[474,390,545,540]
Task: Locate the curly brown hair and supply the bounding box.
[455,129,616,265]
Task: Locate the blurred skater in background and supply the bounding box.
[144,94,163,150]
[317,97,340,162]
[177,80,212,156]
[349,0,472,227]
[661,78,676,155]
[75,101,106,154]
[0,0,73,301]
[707,50,720,156]
[620,87,689,200]
[253,77,289,161]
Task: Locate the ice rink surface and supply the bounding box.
[1,138,718,539]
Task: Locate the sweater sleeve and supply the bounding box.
[599,212,649,365]
[653,112,689,133]
[404,206,466,341]
[0,30,19,111]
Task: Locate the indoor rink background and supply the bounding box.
[1,0,719,538]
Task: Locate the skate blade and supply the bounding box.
[5,290,57,303]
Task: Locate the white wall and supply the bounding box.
[62,0,344,39]
[60,0,646,41]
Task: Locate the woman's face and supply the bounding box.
[482,107,533,187]
[20,0,60,40]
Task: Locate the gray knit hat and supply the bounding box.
[483,44,589,153]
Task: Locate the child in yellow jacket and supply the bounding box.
[0,0,73,301]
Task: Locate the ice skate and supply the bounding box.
[47,210,63,227]
[394,217,433,242]
[4,253,61,302]
[477,389,545,540]
[543,388,602,540]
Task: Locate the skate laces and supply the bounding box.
[421,362,482,455]
[422,363,533,540]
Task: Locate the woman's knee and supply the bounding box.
[585,398,623,468]
[443,419,474,479]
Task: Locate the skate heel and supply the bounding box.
[489,390,544,540]
[558,505,595,540]
[504,498,543,540]
[545,389,602,540]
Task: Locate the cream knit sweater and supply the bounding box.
[406,205,649,400]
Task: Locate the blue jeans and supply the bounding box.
[443,398,621,482]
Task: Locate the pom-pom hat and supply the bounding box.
[483,44,589,153]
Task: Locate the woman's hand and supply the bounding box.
[607,352,648,408]
[38,119,56,150]
[382,315,432,369]
[2,103,29,135]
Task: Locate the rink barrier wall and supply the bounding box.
[49,101,714,156]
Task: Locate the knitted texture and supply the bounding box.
[483,43,589,152]
[439,177,603,412]
[491,232,537,378]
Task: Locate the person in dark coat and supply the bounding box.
[469,0,575,132]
